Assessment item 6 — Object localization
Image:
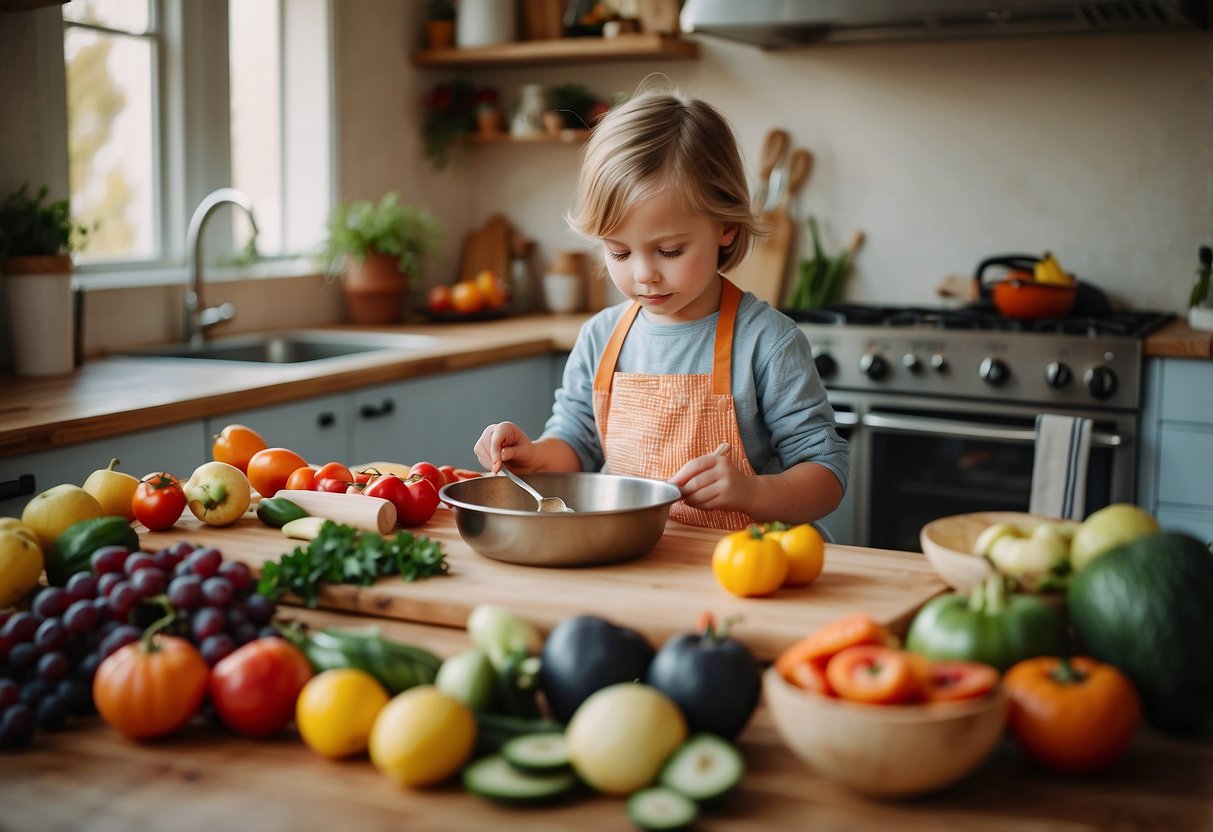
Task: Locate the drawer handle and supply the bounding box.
[317,412,337,429]
[359,399,395,419]
[0,473,36,502]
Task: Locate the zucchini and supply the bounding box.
[659,734,745,803]
[462,754,581,806]
[501,732,570,775]
[46,515,139,585]
[301,627,441,695]
[255,496,309,528]
[625,786,698,832]
[474,712,565,757]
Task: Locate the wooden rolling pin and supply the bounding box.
[274,490,397,534]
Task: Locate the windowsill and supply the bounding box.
[75,256,327,291]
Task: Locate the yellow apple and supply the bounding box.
[20,484,105,552]
[82,458,140,522]
[1070,503,1160,572]
[183,461,252,526]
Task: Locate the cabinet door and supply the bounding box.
[207,394,347,465]
[350,356,556,468]
[0,422,207,518]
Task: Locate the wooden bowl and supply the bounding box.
[920,510,1058,593]
[763,667,1007,797]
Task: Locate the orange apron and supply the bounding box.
[592,278,757,530]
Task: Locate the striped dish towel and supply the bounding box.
[1029,414,1093,520]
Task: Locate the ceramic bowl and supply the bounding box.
[438,473,680,567]
[763,667,1008,797]
[920,510,1062,593]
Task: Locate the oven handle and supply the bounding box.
[860,412,1124,447]
[833,410,859,427]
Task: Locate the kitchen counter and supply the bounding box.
[1144,318,1213,360]
[4,605,1211,831]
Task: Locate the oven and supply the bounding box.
[796,305,1170,551]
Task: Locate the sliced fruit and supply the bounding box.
[658,733,744,803]
[626,786,699,832]
[501,732,571,775]
[462,754,581,806]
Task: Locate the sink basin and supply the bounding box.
[121,331,438,364]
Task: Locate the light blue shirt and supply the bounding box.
[542,291,850,493]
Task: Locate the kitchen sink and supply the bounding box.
[120,331,439,364]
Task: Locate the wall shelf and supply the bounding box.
[412,33,698,69]
[472,129,590,145]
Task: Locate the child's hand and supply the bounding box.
[668,452,754,514]
[474,421,535,473]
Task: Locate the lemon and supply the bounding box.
[82,458,140,522]
[0,520,44,608]
[20,484,104,552]
[369,685,475,787]
[296,668,390,759]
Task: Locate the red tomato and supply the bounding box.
[454,468,484,481]
[93,634,209,740]
[926,660,1000,702]
[825,645,920,705]
[211,424,268,473]
[314,462,353,484]
[284,466,317,491]
[132,472,187,531]
[427,284,454,313]
[352,468,380,485]
[209,637,313,738]
[408,461,445,496]
[438,465,457,485]
[316,478,348,493]
[364,474,439,526]
[246,448,309,497]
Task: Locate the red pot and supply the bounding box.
[975,255,1078,321]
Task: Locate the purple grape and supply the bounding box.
[225,604,247,629]
[189,547,223,579]
[36,651,70,683]
[95,572,122,598]
[0,678,19,710]
[191,608,226,641]
[74,651,102,682]
[231,622,258,647]
[107,582,139,617]
[167,575,204,611]
[0,632,13,662]
[64,572,99,601]
[151,550,178,572]
[243,594,276,627]
[31,587,71,621]
[34,618,68,653]
[19,678,50,708]
[7,641,38,670]
[168,541,196,561]
[218,560,252,592]
[130,567,167,598]
[257,625,281,640]
[90,545,131,575]
[98,625,141,659]
[35,694,69,731]
[0,703,34,749]
[57,676,94,716]
[63,599,100,636]
[123,553,157,576]
[2,611,38,643]
[201,576,234,608]
[199,633,235,666]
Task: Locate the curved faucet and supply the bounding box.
[185,188,259,347]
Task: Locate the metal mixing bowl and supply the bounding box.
[439,472,681,567]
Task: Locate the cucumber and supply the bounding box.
[474,712,565,757]
[46,515,139,585]
[255,496,309,528]
[462,754,580,806]
[659,734,745,803]
[501,732,570,775]
[625,786,698,832]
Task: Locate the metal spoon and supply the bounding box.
[500,465,573,512]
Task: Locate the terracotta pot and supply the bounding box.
[342,253,409,324]
[425,19,454,49]
[477,108,506,137]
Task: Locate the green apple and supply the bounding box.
[1070,503,1160,572]
[565,682,687,796]
[183,461,252,526]
[20,483,104,552]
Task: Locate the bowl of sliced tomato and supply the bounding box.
[763,613,1007,797]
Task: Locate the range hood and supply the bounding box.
[679,0,1209,47]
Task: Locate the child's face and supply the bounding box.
[599,191,734,324]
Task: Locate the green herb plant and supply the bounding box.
[783,217,856,310]
[321,191,441,281]
[0,183,92,259]
[256,520,449,608]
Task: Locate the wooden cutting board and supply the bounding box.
[458,213,512,284]
[730,147,813,307]
[140,509,946,661]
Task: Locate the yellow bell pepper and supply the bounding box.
[763,523,826,587]
[712,525,788,598]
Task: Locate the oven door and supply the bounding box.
[853,400,1134,552]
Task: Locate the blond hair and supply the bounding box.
[566,89,758,273]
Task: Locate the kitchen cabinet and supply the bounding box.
[0,422,207,518]
[1139,357,1213,543]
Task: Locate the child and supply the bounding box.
[474,87,848,529]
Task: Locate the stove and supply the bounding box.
[789,305,1173,412]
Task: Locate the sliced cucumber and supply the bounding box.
[626,786,698,832]
[462,754,580,806]
[501,732,571,774]
[659,733,745,803]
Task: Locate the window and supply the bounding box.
[62,0,333,275]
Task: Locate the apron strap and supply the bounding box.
[593,302,642,394]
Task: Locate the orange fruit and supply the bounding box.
[212,424,269,473]
[474,270,506,309]
[451,280,485,315]
[246,447,309,497]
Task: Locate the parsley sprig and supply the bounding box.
[256,520,449,607]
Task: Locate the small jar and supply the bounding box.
[511,84,547,137]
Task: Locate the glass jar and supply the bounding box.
[511,84,547,137]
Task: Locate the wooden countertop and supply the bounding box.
[1144,318,1213,360]
[0,315,588,458]
[4,606,1210,831]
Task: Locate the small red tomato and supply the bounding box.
[352,468,380,485]
[132,472,187,531]
[315,478,349,493]
[927,660,1000,702]
[209,637,313,738]
[314,462,353,484]
[399,476,440,525]
[438,465,457,485]
[284,466,317,491]
[427,284,454,313]
[409,461,445,496]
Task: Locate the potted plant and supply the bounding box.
[474,87,505,137]
[0,183,92,375]
[424,0,456,49]
[322,192,442,325]
[422,78,476,169]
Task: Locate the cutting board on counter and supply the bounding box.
[141,511,946,661]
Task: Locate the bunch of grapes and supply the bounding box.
[0,541,279,750]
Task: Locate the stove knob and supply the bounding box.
[859,352,889,380]
[930,353,949,373]
[1085,365,1119,400]
[1044,361,1073,389]
[814,352,838,379]
[979,357,1011,387]
[902,353,922,374]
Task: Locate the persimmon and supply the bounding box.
[774,612,891,683]
[211,424,268,473]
